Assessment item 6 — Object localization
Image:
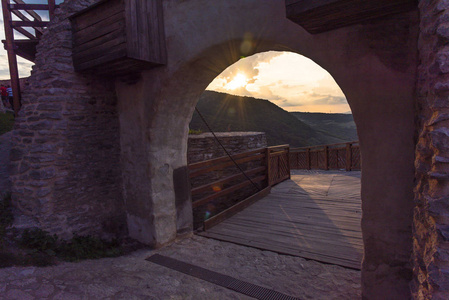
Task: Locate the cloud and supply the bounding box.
[207,51,284,90]
[312,95,347,105]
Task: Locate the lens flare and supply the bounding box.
[225,73,248,90]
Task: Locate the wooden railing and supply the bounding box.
[1,0,58,116]
[188,145,291,230]
[267,144,290,186]
[290,141,361,171]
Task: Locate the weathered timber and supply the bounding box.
[189,152,266,178]
[203,187,271,231]
[192,175,266,208]
[267,145,290,186]
[11,0,43,22]
[286,0,418,34]
[290,141,361,171]
[191,166,266,196]
[189,145,292,229]
[2,0,21,116]
[200,170,363,269]
[1,0,59,115]
[9,40,38,61]
[10,20,49,27]
[70,0,166,75]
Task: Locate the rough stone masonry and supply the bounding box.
[8,0,126,239]
[413,0,449,298]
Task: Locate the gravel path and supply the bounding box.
[0,235,360,299]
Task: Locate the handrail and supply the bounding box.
[290,141,361,171]
[291,140,359,150]
[189,145,291,229]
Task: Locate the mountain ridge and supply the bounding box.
[190,91,357,147]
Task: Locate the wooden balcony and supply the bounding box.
[70,0,166,76]
[286,0,418,34]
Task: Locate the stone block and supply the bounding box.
[28,121,53,131]
[9,148,24,161]
[36,103,62,111]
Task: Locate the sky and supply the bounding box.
[0,1,64,79]
[207,51,350,113]
[0,2,350,113]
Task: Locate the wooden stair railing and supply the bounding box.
[1,0,59,116]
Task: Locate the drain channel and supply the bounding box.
[146,254,300,300]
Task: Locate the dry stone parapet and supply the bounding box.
[187,132,267,164]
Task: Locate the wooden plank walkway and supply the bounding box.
[199,170,363,269]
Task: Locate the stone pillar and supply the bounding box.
[413,1,449,298]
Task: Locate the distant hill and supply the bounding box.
[291,112,358,142]
[190,91,349,147]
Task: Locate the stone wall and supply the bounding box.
[413,1,449,298]
[187,132,267,163]
[9,0,126,239]
[3,0,433,297]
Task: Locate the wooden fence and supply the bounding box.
[188,145,290,230]
[290,141,361,171]
[267,145,290,186]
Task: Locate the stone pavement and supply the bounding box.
[0,132,360,298]
[0,235,360,299]
[0,132,11,194]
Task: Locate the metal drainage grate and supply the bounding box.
[146,254,300,300]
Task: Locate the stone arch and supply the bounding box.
[9,0,419,298]
[114,1,418,298]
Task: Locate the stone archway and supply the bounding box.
[9,0,419,298]
[114,1,418,298]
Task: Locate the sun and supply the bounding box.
[225,73,248,90]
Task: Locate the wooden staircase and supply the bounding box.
[1,0,58,116]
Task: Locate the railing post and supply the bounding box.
[48,0,56,20]
[306,148,311,170]
[265,147,271,187]
[324,146,329,170]
[295,152,299,169]
[346,143,352,171]
[2,0,21,117]
[287,146,291,179]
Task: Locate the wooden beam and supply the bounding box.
[192,175,266,208]
[12,0,42,21]
[11,21,49,28]
[286,0,418,34]
[346,143,352,171]
[191,166,266,196]
[286,0,340,15]
[2,0,21,116]
[324,146,329,171]
[12,39,38,62]
[189,153,265,178]
[48,0,55,20]
[13,26,36,40]
[10,9,44,37]
[189,148,265,171]
[9,3,50,10]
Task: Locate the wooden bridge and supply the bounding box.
[189,141,362,269]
